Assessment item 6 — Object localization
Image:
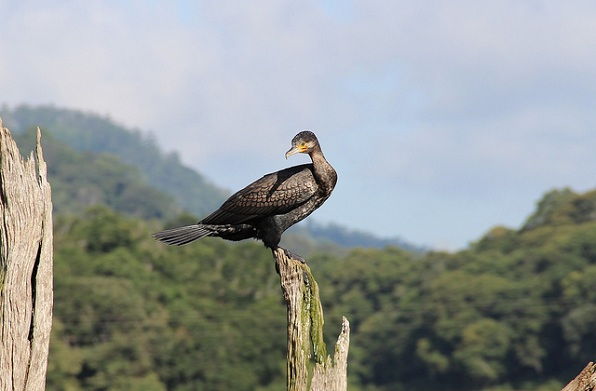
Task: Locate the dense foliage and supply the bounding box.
[317,192,596,390]
[47,190,596,390]
[50,207,287,391]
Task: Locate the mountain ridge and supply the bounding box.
[2,104,229,217]
[1,104,422,252]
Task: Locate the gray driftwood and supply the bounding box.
[272,248,349,391]
[562,362,596,391]
[0,121,53,391]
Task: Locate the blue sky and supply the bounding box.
[1,0,595,249]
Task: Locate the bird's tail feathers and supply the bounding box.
[153,224,212,246]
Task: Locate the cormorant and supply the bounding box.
[153,131,337,250]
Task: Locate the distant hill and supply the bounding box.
[12,128,180,220]
[287,220,427,254]
[2,104,228,218]
[1,104,422,252]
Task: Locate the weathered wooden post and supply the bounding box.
[273,248,350,391]
[562,362,596,391]
[0,120,53,391]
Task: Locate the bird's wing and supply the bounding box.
[201,165,318,225]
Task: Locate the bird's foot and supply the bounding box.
[283,248,307,264]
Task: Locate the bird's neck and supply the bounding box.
[309,145,326,165]
[309,147,336,194]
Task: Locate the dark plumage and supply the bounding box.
[153,131,337,249]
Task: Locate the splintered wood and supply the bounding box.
[562,362,596,391]
[0,121,53,391]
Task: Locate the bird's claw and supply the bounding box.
[283,248,307,264]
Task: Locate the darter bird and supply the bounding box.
[153,131,337,256]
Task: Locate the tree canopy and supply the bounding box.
[46,192,596,390]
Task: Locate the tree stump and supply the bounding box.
[0,121,53,391]
[562,362,596,391]
[272,248,349,391]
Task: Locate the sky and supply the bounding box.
[1,0,595,249]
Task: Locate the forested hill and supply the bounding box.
[2,104,228,217]
[42,187,596,390]
[12,128,181,220]
[1,104,420,251]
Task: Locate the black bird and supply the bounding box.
[153,131,337,251]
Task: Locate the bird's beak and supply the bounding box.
[285,146,300,159]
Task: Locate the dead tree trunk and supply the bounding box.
[0,121,53,391]
[272,248,349,391]
[562,362,596,391]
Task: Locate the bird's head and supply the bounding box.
[285,131,319,159]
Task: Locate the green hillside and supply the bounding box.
[44,189,596,390]
[13,128,180,220]
[2,105,228,218]
[2,104,421,252]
